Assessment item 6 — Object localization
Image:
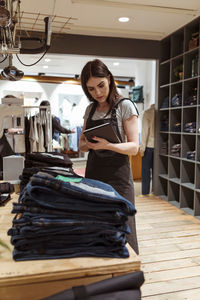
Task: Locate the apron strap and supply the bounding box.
[113,97,139,115]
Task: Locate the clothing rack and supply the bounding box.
[0,104,52,154]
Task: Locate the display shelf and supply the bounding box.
[168,181,180,204]
[169,157,180,179]
[180,186,194,211]
[185,19,199,52]
[155,16,200,218]
[158,176,168,198]
[182,134,196,159]
[184,49,199,79]
[196,164,200,190]
[160,36,170,62]
[159,62,170,86]
[194,192,200,216]
[181,160,195,185]
[171,28,184,58]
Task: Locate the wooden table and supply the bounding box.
[0,193,141,300]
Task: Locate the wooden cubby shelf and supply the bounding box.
[155,16,200,218]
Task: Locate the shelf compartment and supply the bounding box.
[160,36,171,62]
[168,181,180,204]
[159,132,168,155]
[184,49,199,79]
[171,57,183,83]
[169,133,181,158]
[171,29,184,58]
[170,108,182,132]
[183,77,198,106]
[197,136,200,163]
[198,106,200,131]
[159,86,169,109]
[182,134,196,160]
[160,111,169,132]
[159,62,170,86]
[171,82,183,107]
[194,191,200,216]
[181,160,195,186]
[180,186,194,212]
[159,155,168,175]
[169,157,180,180]
[196,164,200,190]
[185,19,200,52]
[158,176,168,198]
[183,106,197,133]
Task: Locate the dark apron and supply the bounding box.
[85,99,139,254]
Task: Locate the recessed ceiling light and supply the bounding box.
[113,62,119,66]
[118,17,130,23]
[45,58,51,62]
[43,65,48,69]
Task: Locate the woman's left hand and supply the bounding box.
[86,136,110,150]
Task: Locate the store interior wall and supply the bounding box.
[0,58,156,129]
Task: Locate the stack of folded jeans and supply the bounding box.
[20,152,73,192]
[171,144,181,157]
[25,152,73,169]
[184,122,196,133]
[0,182,14,207]
[160,141,168,155]
[186,150,196,160]
[8,169,136,261]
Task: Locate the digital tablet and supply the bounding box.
[83,122,121,143]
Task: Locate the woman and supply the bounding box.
[79,59,139,254]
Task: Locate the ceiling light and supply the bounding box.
[45,58,51,62]
[113,62,119,66]
[118,17,130,23]
[43,65,48,69]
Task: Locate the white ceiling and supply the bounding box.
[19,0,200,40]
[3,0,200,77]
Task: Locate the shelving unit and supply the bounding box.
[154,17,200,218]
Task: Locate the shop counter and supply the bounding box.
[0,193,141,300]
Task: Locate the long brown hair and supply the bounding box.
[81,59,120,110]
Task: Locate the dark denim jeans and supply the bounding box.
[142,147,154,195]
[29,173,136,216]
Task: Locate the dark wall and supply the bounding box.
[49,33,160,60]
[20,30,160,60]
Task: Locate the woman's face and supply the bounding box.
[86,76,110,104]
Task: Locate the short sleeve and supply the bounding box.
[83,103,93,121]
[119,99,139,121]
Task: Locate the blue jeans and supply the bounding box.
[142,147,154,195]
[29,173,136,215]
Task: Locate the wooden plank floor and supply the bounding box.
[135,194,200,299]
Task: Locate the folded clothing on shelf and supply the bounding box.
[184,122,196,133]
[171,144,181,157]
[172,122,181,132]
[171,94,182,107]
[186,150,196,160]
[160,141,168,155]
[184,94,197,106]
